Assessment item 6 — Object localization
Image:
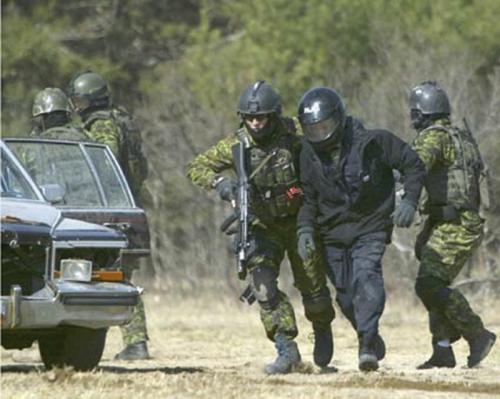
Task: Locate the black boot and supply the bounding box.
[417,343,456,369]
[265,334,301,374]
[358,334,385,361]
[465,328,496,368]
[312,323,333,367]
[114,341,150,361]
[358,335,379,372]
[374,334,386,361]
[358,349,378,372]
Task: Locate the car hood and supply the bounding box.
[1,198,126,246]
[53,217,126,244]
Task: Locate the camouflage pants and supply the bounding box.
[416,210,485,340]
[247,217,334,342]
[120,268,149,346]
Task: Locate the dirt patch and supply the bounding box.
[2,293,499,399]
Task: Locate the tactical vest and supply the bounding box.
[236,121,303,221]
[422,124,483,212]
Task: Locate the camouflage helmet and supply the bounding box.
[237,80,282,116]
[409,80,451,115]
[32,88,72,117]
[67,71,109,102]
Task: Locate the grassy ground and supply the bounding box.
[1,290,499,399]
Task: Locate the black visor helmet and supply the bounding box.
[298,87,346,146]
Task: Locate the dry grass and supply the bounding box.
[1,291,500,399]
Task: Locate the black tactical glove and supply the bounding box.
[393,198,417,228]
[214,177,236,202]
[297,227,316,262]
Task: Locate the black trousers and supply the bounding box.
[323,231,387,347]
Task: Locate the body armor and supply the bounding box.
[236,124,302,221]
[422,124,483,212]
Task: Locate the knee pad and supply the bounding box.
[251,266,279,309]
[415,276,452,311]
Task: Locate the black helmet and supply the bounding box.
[409,81,450,129]
[298,87,346,147]
[237,80,282,141]
[67,70,110,107]
[237,80,281,116]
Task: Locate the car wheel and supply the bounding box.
[39,327,107,371]
[38,333,65,369]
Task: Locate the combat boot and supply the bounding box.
[358,334,385,361]
[417,343,456,369]
[358,347,378,372]
[312,322,333,367]
[265,334,301,374]
[465,328,496,368]
[114,341,151,361]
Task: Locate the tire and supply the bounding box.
[39,332,65,369]
[39,327,107,371]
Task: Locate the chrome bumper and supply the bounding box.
[1,281,140,330]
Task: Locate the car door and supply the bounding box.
[4,139,150,259]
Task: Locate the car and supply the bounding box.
[3,137,151,267]
[1,140,141,371]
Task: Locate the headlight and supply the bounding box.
[60,259,92,282]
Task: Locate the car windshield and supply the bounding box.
[1,148,39,200]
[7,141,132,207]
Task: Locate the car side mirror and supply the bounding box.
[41,183,66,204]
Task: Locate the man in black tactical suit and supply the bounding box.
[296,87,426,371]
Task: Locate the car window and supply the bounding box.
[1,149,38,199]
[84,145,131,207]
[7,141,132,207]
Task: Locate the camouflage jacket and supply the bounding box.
[30,122,90,141]
[82,107,148,200]
[82,109,121,157]
[412,118,483,213]
[187,117,304,221]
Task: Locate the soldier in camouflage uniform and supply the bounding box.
[187,81,335,374]
[31,88,88,140]
[67,71,151,361]
[409,81,496,369]
[67,71,148,201]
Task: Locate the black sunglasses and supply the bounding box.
[242,114,269,122]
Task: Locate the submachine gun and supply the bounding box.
[220,141,251,275]
[220,140,277,305]
[220,139,279,305]
[219,139,254,304]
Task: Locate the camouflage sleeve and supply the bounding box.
[86,119,121,156]
[186,135,237,190]
[412,129,454,172]
[291,116,304,136]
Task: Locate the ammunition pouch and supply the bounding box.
[252,185,303,222]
